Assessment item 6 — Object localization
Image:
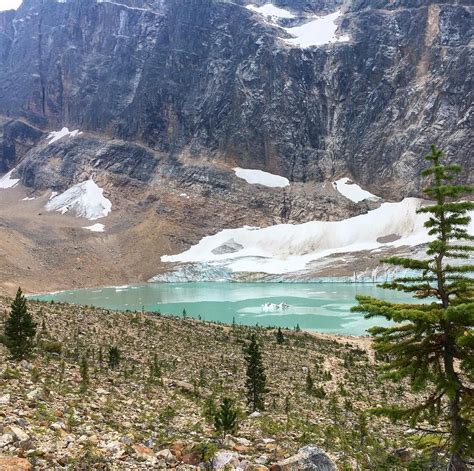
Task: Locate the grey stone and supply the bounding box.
[277,445,337,471]
[0,433,14,448]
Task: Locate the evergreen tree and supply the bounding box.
[108,346,121,370]
[214,397,238,438]
[305,369,314,395]
[243,333,267,411]
[353,146,473,469]
[98,347,103,369]
[80,355,89,392]
[149,352,162,382]
[4,288,36,360]
[276,327,285,344]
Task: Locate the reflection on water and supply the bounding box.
[30,282,420,336]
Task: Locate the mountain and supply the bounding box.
[0,0,472,293]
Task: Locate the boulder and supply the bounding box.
[213,450,238,469]
[0,456,32,471]
[157,448,174,461]
[132,444,155,460]
[276,445,336,471]
[0,434,14,448]
[0,395,10,405]
[181,451,201,466]
[4,426,29,443]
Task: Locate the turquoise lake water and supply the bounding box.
[30,282,418,336]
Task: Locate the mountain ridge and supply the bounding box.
[0,0,472,293]
[1,0,471,193]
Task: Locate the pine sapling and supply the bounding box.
[80,355,89,392]
[243,333,267,411]
[214,397,238,438]
[276,327,285,344]
[108,346,121,370]
[4,287,37,360]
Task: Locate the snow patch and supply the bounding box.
[162,198,456,275]
[22,196,36,201]
[96,0,152,13]
[284,11,349,48]
[247,5,349,48]
[83,223,105,232]
[261,302,290,312]
[0,169,20,189]
[234,167,289,188]
[46,179,112,220]
[47,127,82,145]
[0,1,22,12]
[247,4,295,19]
[333,178,379,203]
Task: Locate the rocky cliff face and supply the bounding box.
[0,0,472,292]
[0,0,472,196]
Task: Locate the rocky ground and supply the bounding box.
[0,296,428,470]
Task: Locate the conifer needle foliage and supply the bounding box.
[243,333,267,411]
[4,287,37,360]
[353,146,473,469]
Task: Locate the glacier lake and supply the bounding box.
[29,282,420,336]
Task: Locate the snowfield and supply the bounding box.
[246,4,295,19]
[333,178,379,203]
[83,223,106,232]
[162,198,448,275]
[247,5,349,47]
[46,179,112,220]
[0,1,22,12]
[284,11,349,48]
[234,167,290,188]
[47,127,82,145]
[0,169,20,189]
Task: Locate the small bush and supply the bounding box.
[193,441,218,463]
[42,340,62,355]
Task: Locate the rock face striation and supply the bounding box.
[0,0,472,291]
[0,0,472,196]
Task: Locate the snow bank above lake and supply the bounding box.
[162,198,435,275]
[284,11,349,48]
[247,4,295,19]
[47,127,82,145]
[247,5,349,48]
[83,223,105,232]
[0,169,19,189]
[333,178,379,203]
[0,1,22,12]
[46,179,111,220]
[234,167,289,188]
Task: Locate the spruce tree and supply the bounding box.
[108,346,121,370]
[214,397,238,438]
[353,146,473,469]
[4,287,36,360]
[80,355,89,392]
[276,327,285,344]
[243,333,267,411]
[149,352,162,382]
[305,369,314,395]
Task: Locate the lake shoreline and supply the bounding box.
[27,282,409,337]
[25,279,387,298]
